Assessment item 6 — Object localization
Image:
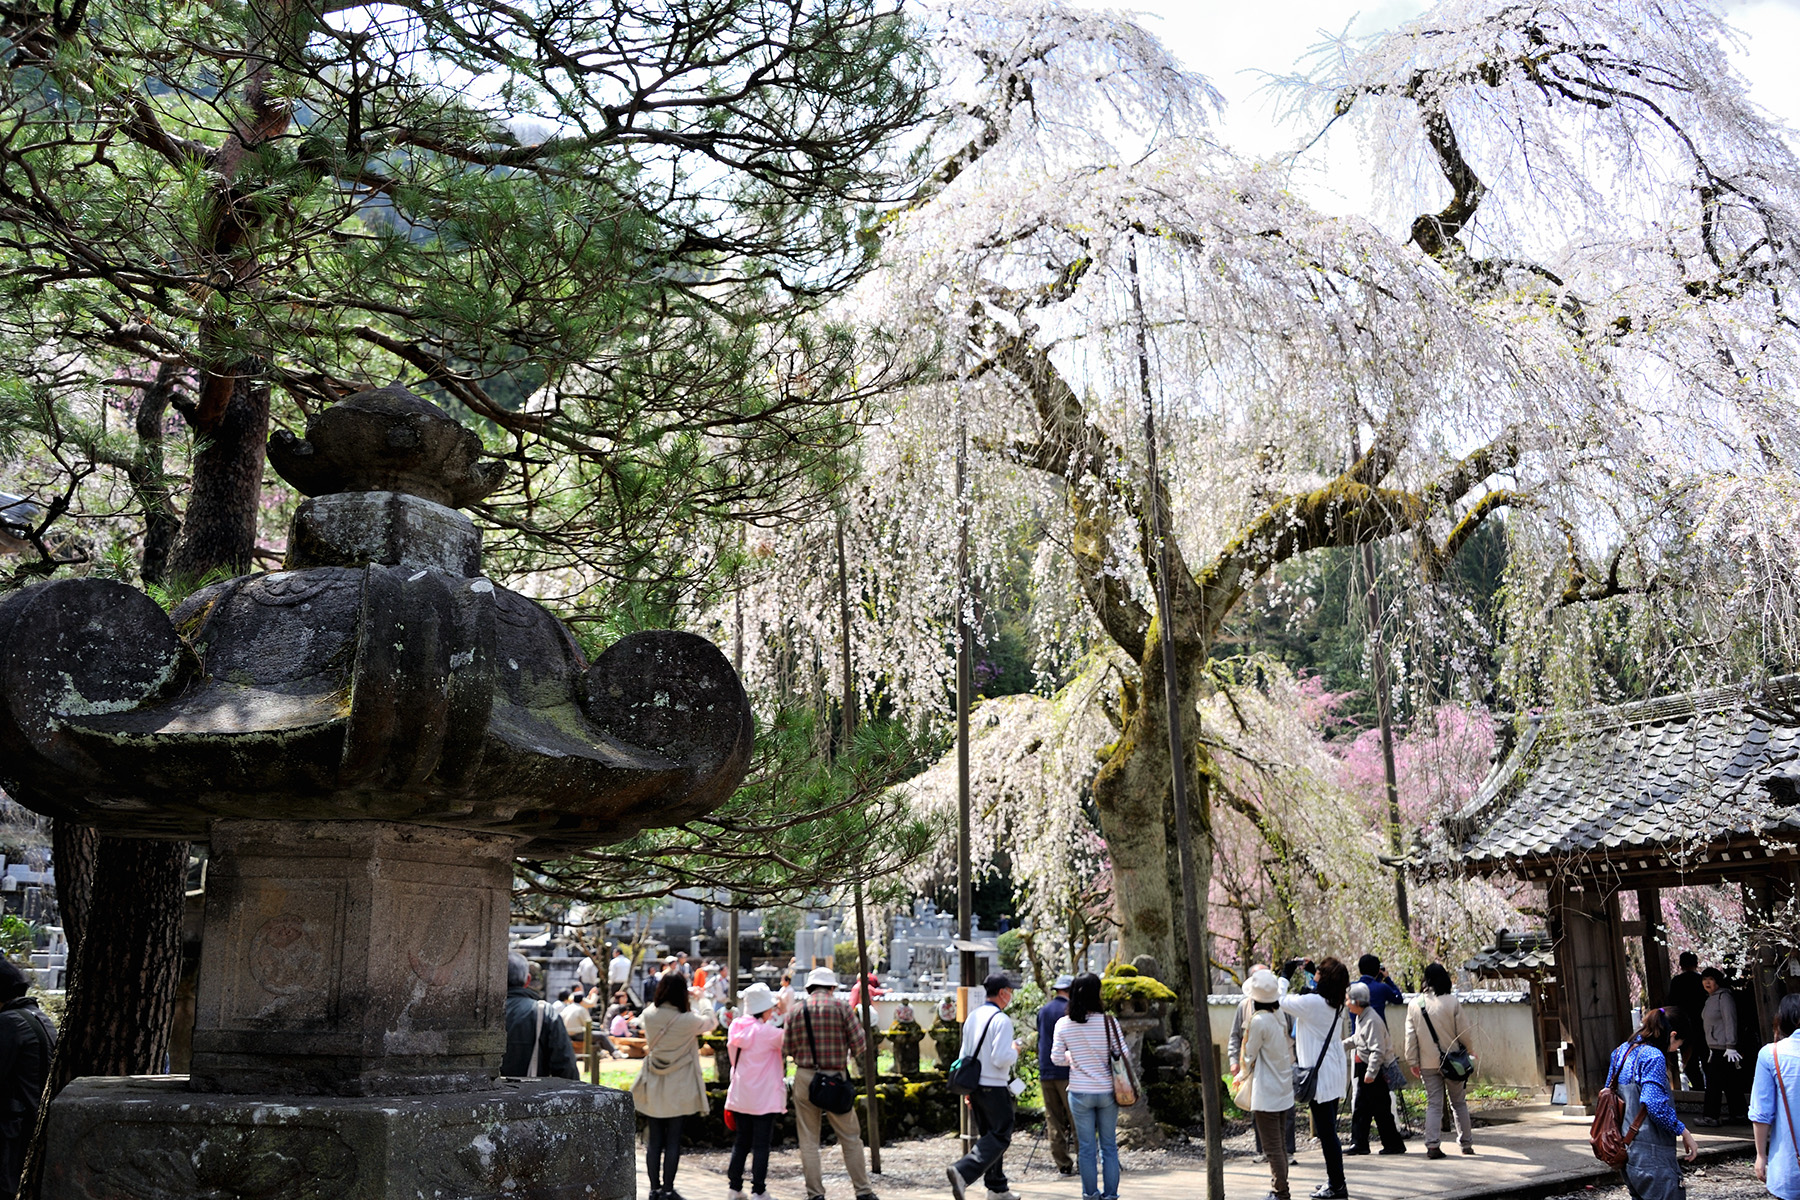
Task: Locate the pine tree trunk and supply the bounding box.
[166,366,270,584]
[49,822,97,958]
[19,838,188,1198]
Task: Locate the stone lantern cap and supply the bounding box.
[0,387,753,855]
[267,385,507,507]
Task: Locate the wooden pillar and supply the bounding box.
[1743,866,1799,1045]
[1639,887,1670,1009]
[1552,880,1633,1114]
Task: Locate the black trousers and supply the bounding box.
[951,1087,1016,1193]
[647,1114,685,1190]
[1311,1097,1345,1190]
[1703,1049,1746,1120]
[1350,1068,1404,1152]
[727,1111,778,1194]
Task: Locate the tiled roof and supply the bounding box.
[1454,677,1800,869]
[1464,930,1554,975]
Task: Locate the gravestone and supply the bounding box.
[0,387,754,1199]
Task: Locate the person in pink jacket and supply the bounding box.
[726,983,789,1200]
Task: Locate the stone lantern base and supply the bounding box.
[41,1076,634,1200]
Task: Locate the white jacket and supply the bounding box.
[960,1003,1019,1086]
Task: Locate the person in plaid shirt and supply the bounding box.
[785,968,880,1200]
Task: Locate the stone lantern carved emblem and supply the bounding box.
[0,386,750,1198]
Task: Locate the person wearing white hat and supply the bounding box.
[1237,969,1296,1200]
[1037,974,1077,1176]
[784,967,878,1200]
[727,984,787,1200]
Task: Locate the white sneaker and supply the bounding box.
[751,1193,774,1200]
[729,1191,747,1200]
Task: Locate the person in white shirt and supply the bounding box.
[608,947,632,990]
[1280,956,1350,1200]
[577,952,600,991]
[946,974,1021,1200]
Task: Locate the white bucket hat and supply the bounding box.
[740,983,777,1016]
[1246,969,1280,1004]
[805,966,839,990]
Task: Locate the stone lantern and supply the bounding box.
[0,387,753,1199]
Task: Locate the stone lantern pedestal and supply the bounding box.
[0,388,756,1200]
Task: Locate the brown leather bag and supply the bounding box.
[1589,1038,1649,1169]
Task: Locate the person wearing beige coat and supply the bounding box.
[632,974,719,1200]
[1404,963,1476,1158]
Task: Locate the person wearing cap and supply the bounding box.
[1344,981,1405,1157]
[1037,974,1077,1176]
[726,983,788,1200]
[946,974,1022,1200]
[1236,969,1295,1200]
[1051,972,1122,1200]
[784,967,879,1200]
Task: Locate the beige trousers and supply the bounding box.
[793,1066,873,1199]
[1422,1068,1474,1148]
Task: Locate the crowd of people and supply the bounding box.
[493,942,1800,1200]
[1225,954,1479,1200]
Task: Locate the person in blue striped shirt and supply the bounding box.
[1752,992,1800,1200]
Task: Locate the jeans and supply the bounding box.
[646,1115,684,1191]
[951,1086,1016,1193]
[1068,1090,1120,1200]
[1310,1097,1344,1189]
[727,1111,778,1194]
[1622,1081,1686,1200]
[1253,1109,1293,1199]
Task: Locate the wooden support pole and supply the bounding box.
[1638,887,1669,1009]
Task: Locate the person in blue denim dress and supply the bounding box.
[1609,1008,1699,1200]
[1751,992,1800,1200]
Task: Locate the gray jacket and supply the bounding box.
[1703,988,1738,1051]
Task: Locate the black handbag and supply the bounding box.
[1293,1004,1341,1105]
[802,1006,856,1114]
[1419,1003,1475,1081]
[949,1007,998,1094]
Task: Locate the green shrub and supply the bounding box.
[997,929,1025,972]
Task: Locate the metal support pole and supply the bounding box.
[1130,238,1222,1200]
[1360,542,1411,933]
[955,388,977,1156]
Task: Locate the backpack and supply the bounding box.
[1589,1039,1649,1169]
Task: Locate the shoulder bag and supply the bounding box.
[1105,1015,1140,1107]
[802,1005,856,1114]
[1419,1001,1475,1081]
[1294,1003,1341,1105]
[949,1007,997,1094]
[527,1000,547,1078]
[1589,1038,1649,1169]
[1773,1042,1800,1174]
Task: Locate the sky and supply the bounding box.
[1063,0,1800,220]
